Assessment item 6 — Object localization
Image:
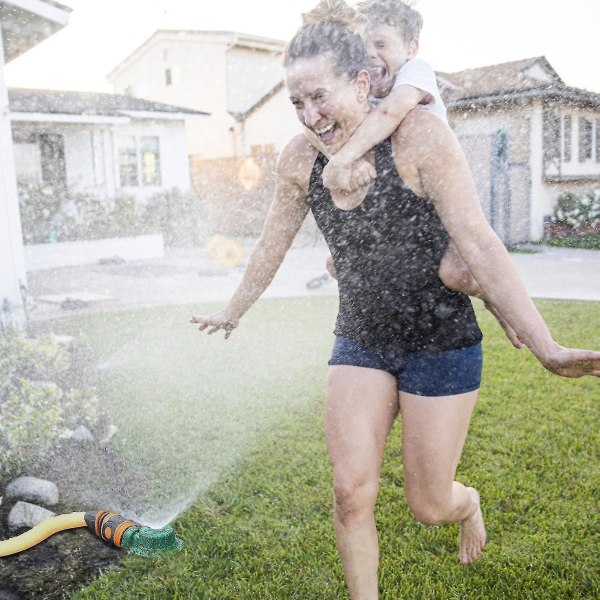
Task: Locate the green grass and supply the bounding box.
[540,231,600,250]
[43,297,599,599]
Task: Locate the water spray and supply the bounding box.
[0,509,183,558]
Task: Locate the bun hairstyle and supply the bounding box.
[301,0,357,28]
[284,0,369,82]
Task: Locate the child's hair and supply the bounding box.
[355,0,423,43]
[284,0,369,82]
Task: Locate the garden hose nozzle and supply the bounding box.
[0,509,183,557]
[85,510,184,557]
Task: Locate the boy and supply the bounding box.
[307,0,523,348]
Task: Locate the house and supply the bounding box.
[1,0,71,323]
[441,56,600,242]
[107,30,301,235]
[108,31,600,241]
[8,87,208,202]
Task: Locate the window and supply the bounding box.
[117,135,161,187]
[117,135,139,186]
[597,120,600,162]
[579,117,593,161]
[165,68,172,86]
[140,136,161,186]
[562,114,571,162]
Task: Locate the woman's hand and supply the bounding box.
[190,309,239,339]
[541,346,600,378]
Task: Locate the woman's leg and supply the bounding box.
[326,365,399,600]
[399,390,486,564]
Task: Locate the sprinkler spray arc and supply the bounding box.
[0,509,183,557]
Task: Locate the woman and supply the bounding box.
[191,2,600,597]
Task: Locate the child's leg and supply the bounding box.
[439,243,524,349]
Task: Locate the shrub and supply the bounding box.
[17,182,205,246]
[549,189,600,233]
[0,333,99,478]
[140,188,206,246]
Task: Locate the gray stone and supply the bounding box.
[8,501,56,531]
[70,425,94,442]
[53,334,75,347]
[5,476,59,506]
[99,424,118,446]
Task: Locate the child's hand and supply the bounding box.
[323,156,376,192]
[323,154,354,191]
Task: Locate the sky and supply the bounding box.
[4,0,600,94]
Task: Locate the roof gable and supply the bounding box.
[8,87,209,118]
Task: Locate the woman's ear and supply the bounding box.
[356,68,371,102]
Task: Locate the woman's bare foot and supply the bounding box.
[459,487,486,564]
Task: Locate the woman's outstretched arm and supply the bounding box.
[191,135,314,337]
[400,111,600,378]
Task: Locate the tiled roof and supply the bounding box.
[438,56,600,109]
[8,87,209,117]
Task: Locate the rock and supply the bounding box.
[70,425,94,442]
[53,334,75,347]
[99,424,118,446]
[8,501,56,531]
[5,476,59,506]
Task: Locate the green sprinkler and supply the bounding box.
[0,509,184,557]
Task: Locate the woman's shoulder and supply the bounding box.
[278,134,319,167]
[276,133,320,187]
[392,109,454,159]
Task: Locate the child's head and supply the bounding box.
[355,0,423,98]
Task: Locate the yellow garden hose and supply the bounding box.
[0,512,85,557]
[0,509,183,557]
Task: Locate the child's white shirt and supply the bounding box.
[370,58,448,124]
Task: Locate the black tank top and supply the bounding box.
[309,137,482,354]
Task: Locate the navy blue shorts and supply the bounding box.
[329,336,482,397]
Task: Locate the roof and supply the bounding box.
[8,87,209,118]
[439,56,600,110]
[1,0,71,62]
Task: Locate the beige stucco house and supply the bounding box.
[442,56,600,243]
[108,32,600,241]
[107,30,302,235]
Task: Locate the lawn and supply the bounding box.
[43,297,599,599]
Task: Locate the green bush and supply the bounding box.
[141,188,206,246]
[17,183,205,246]
[0,333,99,478]
[550,189,600,232]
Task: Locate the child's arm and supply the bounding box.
[302,124,377,193]
[323,84,428,191]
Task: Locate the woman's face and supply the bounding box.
[286,53,370,155]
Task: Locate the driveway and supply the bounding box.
[25,242,600,321]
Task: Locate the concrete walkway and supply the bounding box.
[25,242,600,321]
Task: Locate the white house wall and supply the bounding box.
[111,33,234,159]
[226,46,283,115]
[12,119,191,201]
[242,86,301,154]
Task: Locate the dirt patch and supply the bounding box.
[0,440,153,599]
[0,495,124,599]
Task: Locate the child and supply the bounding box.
[307,0,523,348]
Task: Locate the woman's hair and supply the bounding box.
[284,0,369,82]
[356,0,423,43]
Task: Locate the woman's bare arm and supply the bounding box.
[396,111,600,377]
[191,135,314,336]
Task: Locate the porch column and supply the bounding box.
[0,24,27,322]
